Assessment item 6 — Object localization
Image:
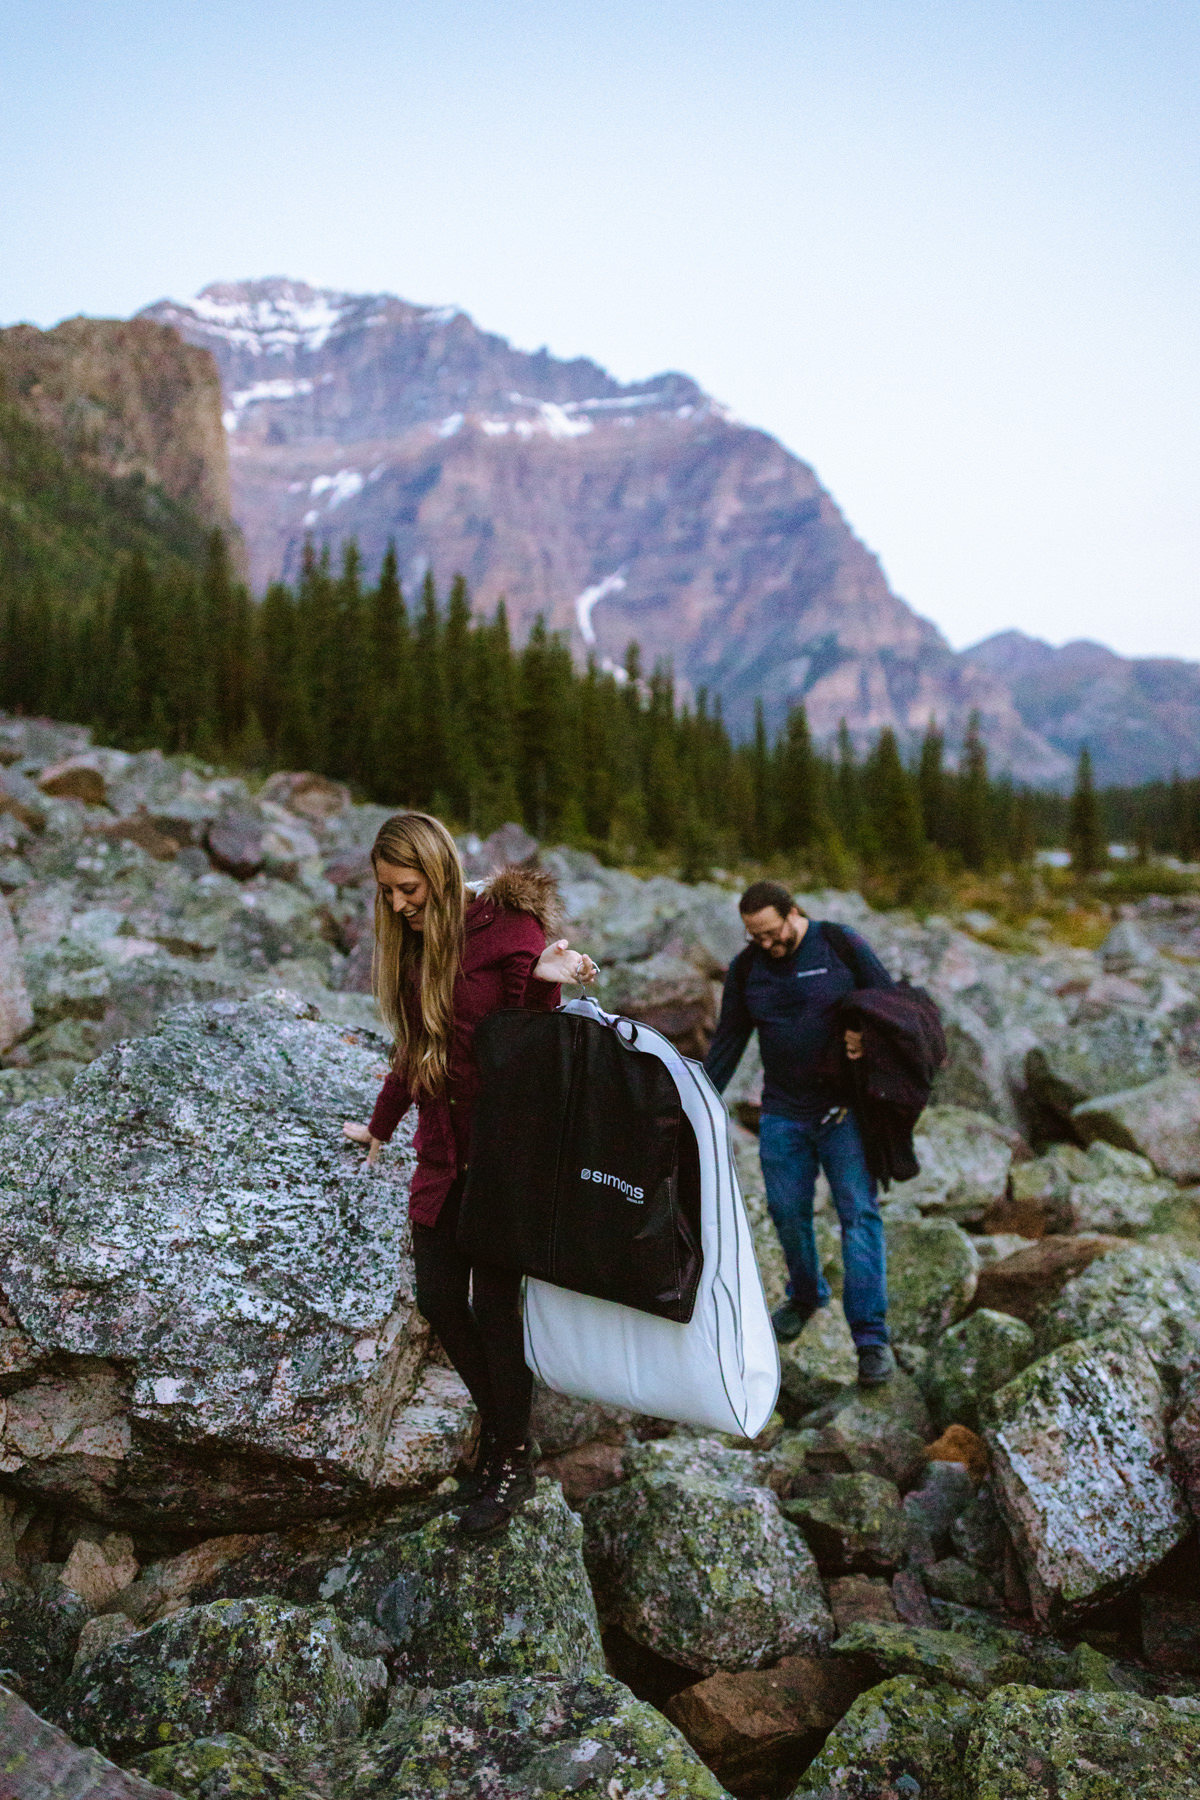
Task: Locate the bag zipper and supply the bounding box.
[548,1013,582,1280]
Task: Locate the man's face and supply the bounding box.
[742,905,806,958]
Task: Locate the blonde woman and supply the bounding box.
[343,812,596,1535]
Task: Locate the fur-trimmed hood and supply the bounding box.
[472,862,563,937]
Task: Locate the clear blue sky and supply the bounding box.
[2,0,1197,659]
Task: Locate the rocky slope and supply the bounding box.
[140,280,1069,779]
[964,630,1200,787]
[4,712,1200,1795]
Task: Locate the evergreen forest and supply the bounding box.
[2,531,1199,897]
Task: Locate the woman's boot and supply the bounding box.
[457,1441,536,1536]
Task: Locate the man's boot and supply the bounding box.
[771,1298,826,1344]
[857,1344,895,1387]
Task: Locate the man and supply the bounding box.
[704,880,896,1386]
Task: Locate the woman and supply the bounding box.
[343,811,596,1536]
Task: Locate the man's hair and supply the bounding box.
[739,879,805,919]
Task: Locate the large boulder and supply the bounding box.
[666,1655,869,1795]
[782,1473,906,1575]
[791,1674,977,1798]
[133,1732,321,1800]
[0,992,472,1531]
[982,1330,1191,1621]
[323,1481,605,1685]
[969,1684,1200,1799]
[1073,1071,1200,1184]
[0,1578,89,1715]
[0,897,33,1052]
[0,1681,180,1800]
[580,1439,833,1675]
[58,1596,387,1764]
[883,1107,1014,1224]
[922,1309,1037,1431]
[882,1218,980,1347]
[802,1372,933,1488]
[1038,1241,1200,1380]
[1026,1010,1178,1120]
[314,1673,730,1799]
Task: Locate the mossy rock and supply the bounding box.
[1038,1242,1200,1381]
[782,1472,906,1574]
[829,1619,1035,1697]
[922,1308,1036,1431]
[316,1672,731,1798]
[790,1674,976,1799]
[969,1683,1200,1798]
[883,1219,980,1347]
[0,1576,88,1716]
[58,1596,387,1763]
[581,1440,832,1674]
[324,1480,604,1685]
[131,1732,323,1798]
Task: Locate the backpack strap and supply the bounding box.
[821,920,871,988]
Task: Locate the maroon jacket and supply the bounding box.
[367,864,562,1225]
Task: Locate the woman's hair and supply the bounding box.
[371,812,466,1096]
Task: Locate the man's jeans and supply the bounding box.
[758,1109,890,1348]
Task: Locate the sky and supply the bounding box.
[1,0,1197,660]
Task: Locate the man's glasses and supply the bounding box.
[744,926,788,946]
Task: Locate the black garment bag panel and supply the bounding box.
[457,1009,703,1322]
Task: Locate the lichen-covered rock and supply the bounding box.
[666,1655,869,1794]
[782,1473,906,1574]
[315,1673,730,1798]
[581,1439,833,1674]
[132,1732,323,1799]
[1073,1070,1200,1183]
[1039,1241,1200,1380]
[829,1620,1035,1697]
[0,992,473,1529]
[982,1330,1190,1621]
[1027,1011,1178,1119]
[923,1309,1036,1431]
[58,1597,387,1763]
[0,1679,179,1800]
[884,1107,1014,1224]
[0,1577,88,1715]
[1061,1140,1178,1235]
[790,1674,976,1798]
[322,1481,604,1685]
[901,1461,975,1567]
[969,1683,1200,1799]
[0,895,33,1053]
[778,1303,859,1419]
[884,1218,980,1346]
[803,1374,932,1489]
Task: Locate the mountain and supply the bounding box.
[140,279,1070,782]
[0,315,235,593]
[963,632,1200,787]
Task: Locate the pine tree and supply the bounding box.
[957,711,992,872]
[775,703,831,857]
[917,720,946,846]
[1068,745,1105,874]
[863,728,928,896]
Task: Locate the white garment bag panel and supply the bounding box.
[523,997,780,1439]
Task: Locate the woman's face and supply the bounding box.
[375,860,430,931]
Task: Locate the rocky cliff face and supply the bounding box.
[0,316,233,537]
[964,631,1200,787]
[141,280,1069,781]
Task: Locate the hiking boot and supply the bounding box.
[771,1298,825,1344]
[457,1442,536,1537]
[449,1424,499,1508]
[857,1343,896,1387]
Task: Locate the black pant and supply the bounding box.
[411,1174,532,1449]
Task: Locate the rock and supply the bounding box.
[259,817,321,880]
[72,1614,139,1675]
[596,952,719,1057]
[827,1575,900,1633]
[133,1732,322,1799]
[983,1152,1077,1237]
[782,1473,907,1574]
[37,753,112,806]
[98,812,181,862]
[97,1534,266,1628]
[890,1570,935,1628]
[830,1619,1034,1696]
[923,1310,1036,1431]
[949,1483,1010,1580]
[0,896,33,1052]
[315,1672,729,1799]
[666,1654,869,1794]
[884,1107,1014,1224]
[1040,1241,1200,1380]
[1102,917,1159,971]
[804,1378,932,1490]
[922,1557,1001,1609]
[901,1462,975,1567]
[777,1303,860,1420]
[1073,1071,1200,1183]
[1027,1011,1177,1120]
[327,1481,604,1685]
[982,1329,1191,1621]
[884,1218,979,1346]
[0,768,47,833]
[61,1533,139,1610]
[538,1442,627,1505]
[0,1577,89,1714]
[0,993,471,1530]
[528,1383,636,1456]
[580,1439,833,1674]
[205,814,266,879]
[258,771,351,825]
[59,1596,387,1764]
[791,1674,977,1798]
[0,1680,180,1800]
[973,1234,1124,1325]
[462,821,540,877]
[1170,1370,1200,1524]
[1141,1594,1200,1674]
[968,1683,1200,1799]
[1064,1140,1178,1235]
[924,1424,989,1483]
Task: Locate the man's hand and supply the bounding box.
[343,1120,382,1164]
[844,1029,864,1061]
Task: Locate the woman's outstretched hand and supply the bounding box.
[534,939,598,986]
[343,1120,382,1165]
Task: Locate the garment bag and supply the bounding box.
[471,997,779,1439]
